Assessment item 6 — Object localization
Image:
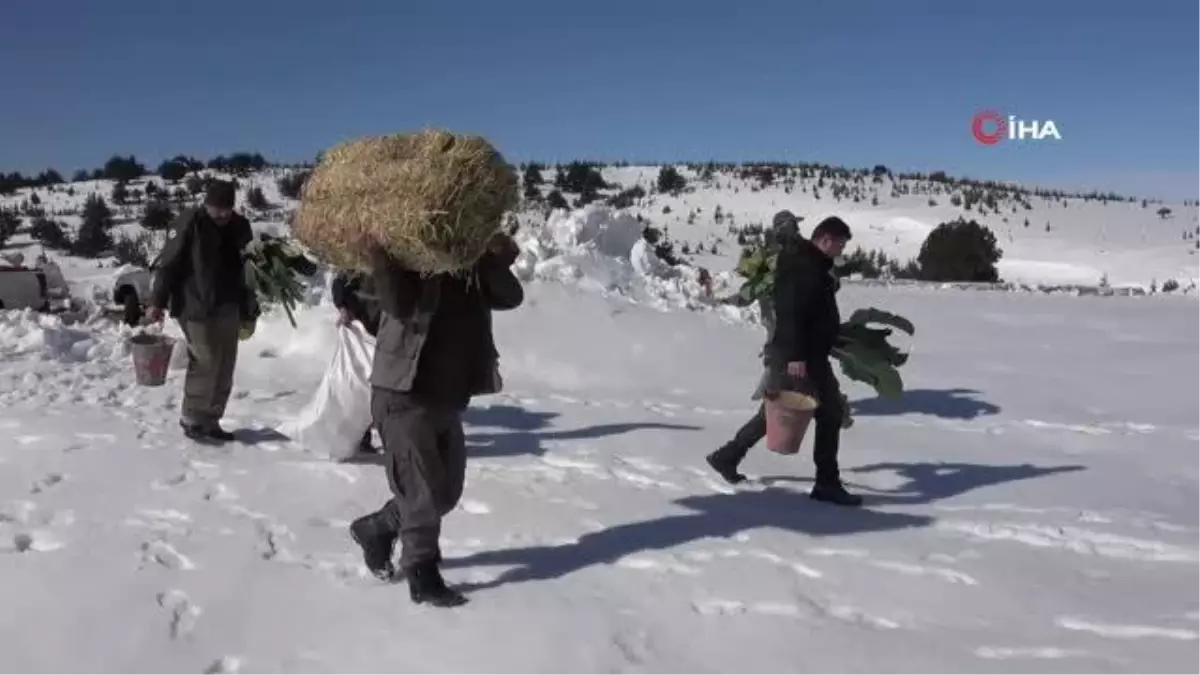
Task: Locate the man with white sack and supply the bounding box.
[350,231,522,607]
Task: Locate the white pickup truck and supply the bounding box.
[112,266,154,325]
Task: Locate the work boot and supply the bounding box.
[180,421,220,445]
[204,424,236,442]
[706,451,747,485]
[809,482,864,507]
[407,562,467,608]
[357,431,378,454]
[349,514,397,581]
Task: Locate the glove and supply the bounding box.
[238,320,256,341]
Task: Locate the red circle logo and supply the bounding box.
[972,110,1006,145]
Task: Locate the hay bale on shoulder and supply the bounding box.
[294,129,518,274]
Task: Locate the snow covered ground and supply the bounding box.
[0,260,1196,672]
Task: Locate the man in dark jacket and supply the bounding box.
[331,269,382,454]
[349,231,523,607]
[709,215,862,507]
[146,181,256,444]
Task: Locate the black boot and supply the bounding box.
[180,421,220,445]
[357,430,377,454]
[204,424,236,443]
[706,451,747,485]
[809,481,863,507]
[349,514,397,581]
[407,561,467,607]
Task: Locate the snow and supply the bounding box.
[512,204,742,314]
[0,166,1197,671]
[0,245,1197,671]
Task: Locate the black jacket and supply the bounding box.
[767,237,841,366]
[151,208,255,321]
[369,237,523,410]
[331,270,381,336]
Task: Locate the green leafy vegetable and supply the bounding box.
[243,233,319,328]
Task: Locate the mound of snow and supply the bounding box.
[514,205,750,319]
[0,310,124,363]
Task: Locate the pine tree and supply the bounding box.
[73,194,115,257]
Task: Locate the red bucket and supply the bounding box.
[764,390,819,455]
[130,334,175,387]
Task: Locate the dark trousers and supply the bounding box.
[179,305,241,427]
[370,388,467,570]
[712,359,845,485]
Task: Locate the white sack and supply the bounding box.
[279,321,375,460]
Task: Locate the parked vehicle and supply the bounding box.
[0,262,50,311]
[113,266,153,326]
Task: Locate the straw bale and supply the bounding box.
[294,129,517,274]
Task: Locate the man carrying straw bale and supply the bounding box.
[147,180,257,443]
[331,268,382,454]
[294,130,523,606]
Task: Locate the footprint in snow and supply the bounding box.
[6,530,66,553]
[157,589,202,640]
[140,539,196,571]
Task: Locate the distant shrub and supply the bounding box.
[157,159,189,183]
[103,155,146,182]
[71,169,90,183]
[73,194,115,258]
[916,217,1002,282]
[111,181,130,205]
[1163,279,1180,293]
[113,231,157,269]
[30,217,71,250]
[276,171,310,200]
[185,174,205,196]
[606,185,646,209]
[0,209,21,249]
[246,186,271,210]
[554,161,607,195]
[141,200,175,231]
[208,152,268,176]
[545,190,569,211]
[656,166,687,194]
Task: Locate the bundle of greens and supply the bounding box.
[832,308,915,398]
[731,246,777,306]
[243,233,320,328]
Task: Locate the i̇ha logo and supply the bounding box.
[972,110,1061,145]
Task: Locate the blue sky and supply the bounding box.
[1,0,1196,199]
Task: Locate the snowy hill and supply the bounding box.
[2,162,1198,294]
[0,162,1197,672]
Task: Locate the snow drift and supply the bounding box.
[513,205,750,320]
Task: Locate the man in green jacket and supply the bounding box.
[349,232,523,607]
[146,181,256,443]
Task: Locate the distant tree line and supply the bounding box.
[0,151,287,195]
